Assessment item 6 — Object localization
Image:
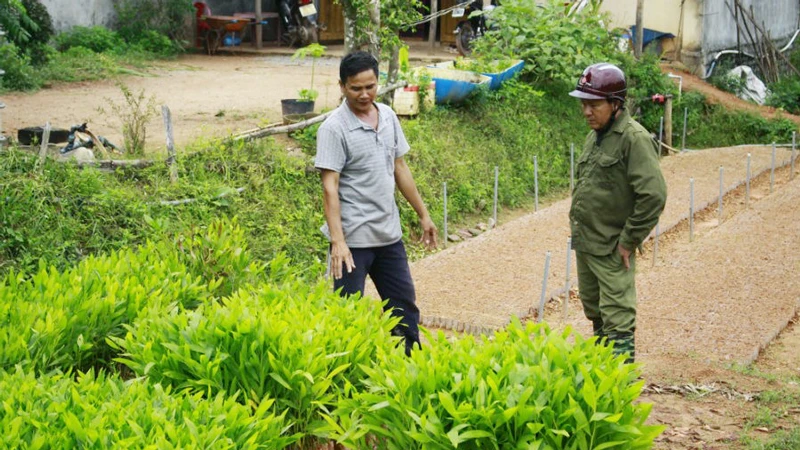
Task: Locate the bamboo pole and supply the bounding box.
[735,1,800,79]
[234,81,408,142]
[664,95,673,149]
[66,159,155,169]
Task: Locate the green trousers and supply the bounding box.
[575,248,637,362]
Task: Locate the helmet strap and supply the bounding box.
[595,99,623,143]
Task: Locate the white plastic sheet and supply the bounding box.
[727,65,768,105]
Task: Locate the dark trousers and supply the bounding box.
[333,240,420,355]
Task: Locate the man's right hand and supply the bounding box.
[330,241,355,279]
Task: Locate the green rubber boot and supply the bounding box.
[592,319,607,344]
[607,331,635,364]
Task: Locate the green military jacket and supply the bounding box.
[569,109,667,256]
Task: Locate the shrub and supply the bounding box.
[98,82,158,155]
[113,263,401,446]
[128,29,183,57]
[114,0,193,42]
[0,42,42,91]
[0,218,260,373]
[709,73,749,98]
[678,91,797,148]
[0,242,208,373]
[472,0,620,84]
[324,320,664,449]
[54,25,123,53]
[766,77,800,115]
[43,45,118,82]
[0,368,298,448]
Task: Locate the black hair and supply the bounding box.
[339,51,379,84]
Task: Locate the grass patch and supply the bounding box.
[742,427,800,450]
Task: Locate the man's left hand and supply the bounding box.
[618,244,631,270]
[420,217,438,250]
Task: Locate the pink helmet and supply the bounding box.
[569,63,627,102]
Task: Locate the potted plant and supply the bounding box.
[393,47,436,116]
[282,43,326,121]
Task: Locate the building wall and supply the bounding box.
[40,0,116,31]
[702,0,800,56]
[206,0,278,16]
[39,0,283,42]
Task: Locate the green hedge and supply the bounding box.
[0,368,298,448]
[323,320,663,449]
[0,218,262,373]
[0,219,662,447]
[112,269,400,446]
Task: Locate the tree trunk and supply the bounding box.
[367,0,381,59]
[343,12,359,53]
[387,44,400,84]
[339,0,381,58]
[383,44,400,104]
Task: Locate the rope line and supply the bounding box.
[402,1,474,28]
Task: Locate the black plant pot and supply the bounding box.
[18,126,71,145]
[281,99,315,118]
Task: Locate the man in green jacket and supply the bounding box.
[568,63,667,363]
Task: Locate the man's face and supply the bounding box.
[340,69,378,115]
[580,99,614,131]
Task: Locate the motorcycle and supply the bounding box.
[278,0,321,47]
[453,0,497,57]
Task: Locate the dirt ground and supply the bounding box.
[3,54,800,449]
[2,54,347,152]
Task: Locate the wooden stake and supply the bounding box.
[429,0,438,53]
[255,0,263,49]
[664,95,673,149]
[634,0,644,59]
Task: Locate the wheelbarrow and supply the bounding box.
[200,15,250,55]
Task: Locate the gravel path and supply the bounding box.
[396,145,799,379]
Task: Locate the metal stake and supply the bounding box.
[746,153,751,207]
[770,142,776,193]
[0,102,5,151]
[681,107,688,151]
[570,143,575,193]
[537,251,551,323]
[443,182,448,248]
[689,178,695,242]
[652,223,659,267]
[493,166,498,228]
[563,238,571,321]
[533,155,539,212]
[719,166,724,224]
[792,132,796,181]
[658,116,664,156]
